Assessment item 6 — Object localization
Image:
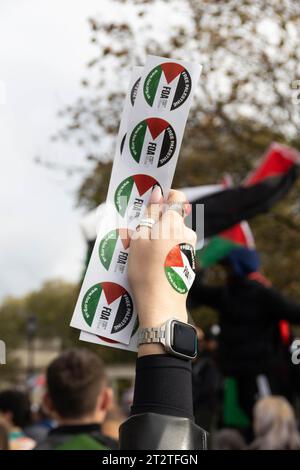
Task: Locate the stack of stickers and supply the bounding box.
[70,56,202,351]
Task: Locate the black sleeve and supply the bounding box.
[131,354,193,419]
[188,271,223,311]
[264,287,300,324]
[119,354,208,450]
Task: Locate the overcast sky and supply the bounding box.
[0,0,103,301]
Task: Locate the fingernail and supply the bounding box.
[150,185,162,204]
[184,202,191,216]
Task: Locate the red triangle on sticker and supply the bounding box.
[133,174,157,196]
[161,62,185,84]
[146,118,169,140]
[118,228,131,250]
[165,245,184,268]
[101,282,126,305]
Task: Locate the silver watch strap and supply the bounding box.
[138,325,166,345]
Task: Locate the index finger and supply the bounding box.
[133,184,163,240]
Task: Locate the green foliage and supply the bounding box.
[24,280,79,345]
[77,160,112,210]
[0,280,77,381]
[0,279,136,380]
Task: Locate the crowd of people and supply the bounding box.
[189,245,300,446]
[1,347,300,450]
[1,188,300,450]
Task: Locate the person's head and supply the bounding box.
[0,390,31,431]
[213,428,246,450]
[222,248,260,280]
[44,348,112,425]
[252,396,300,450]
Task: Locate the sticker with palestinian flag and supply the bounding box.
[129,117,177,167]
[114,174,161,220]
[81,282,133,335]
[144,62,192,110]
[99,228,132,274]
[164,243,196,294]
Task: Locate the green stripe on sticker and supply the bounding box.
[82,284,102,327]
[129,120,148,163]
[143,65,162,106]
[114,176,135,216]
[99,229,118,270]
[165,266,188,294]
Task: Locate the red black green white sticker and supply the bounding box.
[164,243,196,294]
[144,62,192,110]
[114,174,160,219]
[81,282,133,334]
[99,228,132,273]
[129,117,176,167]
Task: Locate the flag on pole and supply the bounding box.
[189,143,299,241]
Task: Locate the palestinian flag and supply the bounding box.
[189,143,299,240]
[198,221,255,268]
[245,142,300,185]
[81,143,299,273]
[196,173,255,268]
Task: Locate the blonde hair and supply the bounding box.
[251,396,300,450]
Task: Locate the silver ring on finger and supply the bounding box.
[167,202,185,218]
[137,217,156,229]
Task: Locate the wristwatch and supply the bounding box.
[138,318,198,360]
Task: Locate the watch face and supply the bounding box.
[172,321,197,358]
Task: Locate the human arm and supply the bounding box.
[119,188,207,450]
[263,286,300,324]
